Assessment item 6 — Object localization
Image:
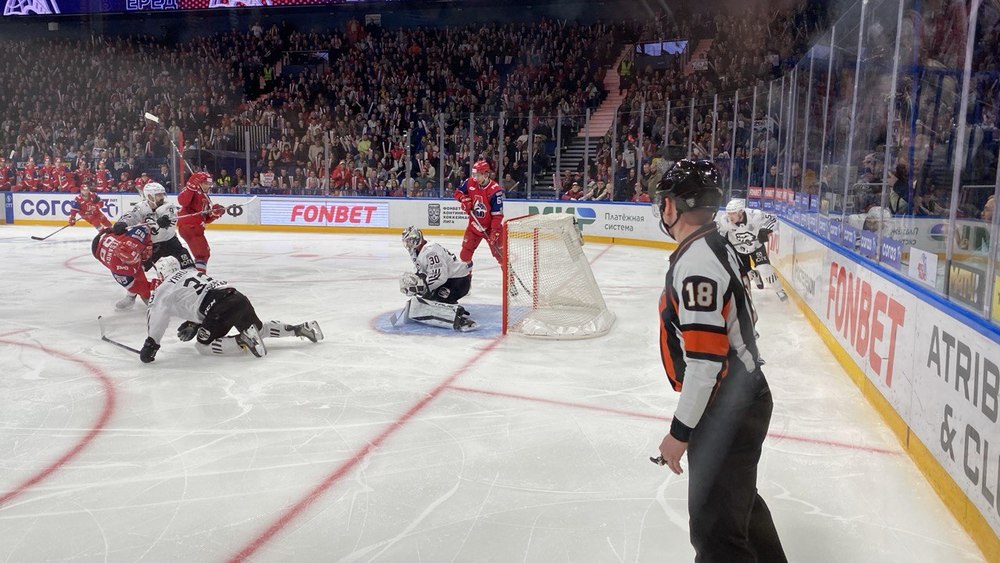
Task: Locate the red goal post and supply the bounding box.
[502,213,615,339]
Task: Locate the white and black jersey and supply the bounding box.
[715,209,777,255]
[119,201,181,244]
[147,269,228,344]
[414,242,471,300]
[659,223,761,441]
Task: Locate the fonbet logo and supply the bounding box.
[528,206,597,227]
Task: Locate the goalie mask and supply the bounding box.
[154,256,182,280]
[143,182,167,208]
[402,226,425,254]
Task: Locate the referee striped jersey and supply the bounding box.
[659,222,761,441]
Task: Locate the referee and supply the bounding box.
[651,159,786,562]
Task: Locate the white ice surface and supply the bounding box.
[0,225,986,562]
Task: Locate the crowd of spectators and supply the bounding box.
[1,0,994,223]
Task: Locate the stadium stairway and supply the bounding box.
[530,46,632,197]
[684,39,713,76]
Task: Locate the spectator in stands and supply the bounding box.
[562,181,585,200]
[886,164,910,215]
[216,169,234,190]
[583,179,611,201]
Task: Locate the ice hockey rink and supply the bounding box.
[0,225,986,562]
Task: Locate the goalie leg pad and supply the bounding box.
[406,296,475,331]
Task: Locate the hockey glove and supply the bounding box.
[209,204,226,220]
[156,215,172,229]
[68,217,76,226]
[487,228,502,249]
[755,263,778,287]
[112,221,127,236]
[460,196,474,213]
[177,321,201,342]
[758,229,771,244]
[140,337,160,363]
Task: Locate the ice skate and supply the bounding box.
[115,293,137,310]
[293,321,324,343]
[236,325,267,357]
[454,310,478,332]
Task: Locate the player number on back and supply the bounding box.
[681,276,717,312]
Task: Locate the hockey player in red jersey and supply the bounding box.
[177,172,225,272]
[93,160,113,192]
[92,224,156,304]
[454,160,505,265]
[68,185,113,230]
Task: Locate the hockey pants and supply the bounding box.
[686,366,786,563]
[460,226,502,265]
[178,222,211,272]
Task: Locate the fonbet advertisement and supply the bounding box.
[778,219,1000,537]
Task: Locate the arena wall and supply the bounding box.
[6,191,999,557]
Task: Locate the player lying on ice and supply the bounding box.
[398,226,477,332]
[138,256,323,363]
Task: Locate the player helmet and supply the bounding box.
[472,160,491,174]
[143,182,167,206]
[402,226,425,253]
[652,159,723,218]
[187,172,213,191]
[726,198,746,213]
[154,256,181,279]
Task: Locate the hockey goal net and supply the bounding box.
[503,213,615,339]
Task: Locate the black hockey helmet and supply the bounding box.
[652,159,724,219]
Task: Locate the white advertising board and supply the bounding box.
[11,192,258,226]
[778,219,1000,537]
[260,198,389,228]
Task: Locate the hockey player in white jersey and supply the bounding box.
[139,257,323,363]
[715,199,787,301]
[397,226,477,331]
[113,182,195,310]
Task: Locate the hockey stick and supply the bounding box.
[389,301,410,327]
[175,195,258,220]
[97,315,141,355]
[144,112,195,175]
[465,210,532,297]
[31,225,71,241]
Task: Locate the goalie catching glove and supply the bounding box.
[399,272,427,297]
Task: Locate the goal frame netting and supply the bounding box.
[502,213,615,339]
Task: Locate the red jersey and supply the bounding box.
[20,164,38,191]
[94,169,112,191]
[177,185,213,227]
[454,177,504,232]
[92,225,152,276]
[0,164,12,191]
[56,168,76,192]
[70,192,109,224]
[39,164,56,191]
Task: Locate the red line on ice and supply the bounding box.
[228,337,506,562]
[0,339,117,507]
[448,385,901,456]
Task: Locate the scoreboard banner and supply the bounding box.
[3,0,394,16]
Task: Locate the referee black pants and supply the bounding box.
[687,366,786,563]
